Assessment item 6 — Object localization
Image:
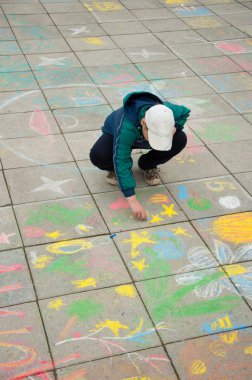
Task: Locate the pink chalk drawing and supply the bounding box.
[24,226,46,238]
[110,196,130,210]
[0,232,16,244]
[0,264,24,274]
[0,283,23,293]
[0,310,25,318]
[29,109,52,136]
[216,42,247,54]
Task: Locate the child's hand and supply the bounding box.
[127,195,147,220]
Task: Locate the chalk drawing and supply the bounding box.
[29,177,73,195]
[29,109,52,136]
[83,1,123,12]
[219,195,241,209]
[36,57,67,68]
[127,49,167,60]
[69,26,90,36]
[0,232,16,244]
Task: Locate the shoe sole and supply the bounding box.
[106,179,118,186]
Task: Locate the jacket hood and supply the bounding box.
[123,91,163,124]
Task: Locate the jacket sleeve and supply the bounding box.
[113,117,137,198]
[164,101,191,131]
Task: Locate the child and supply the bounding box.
[90,91,190,220]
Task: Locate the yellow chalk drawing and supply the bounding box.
[212,213,252,244]
[132,258,149,272]
[149,214,164,224]
[211,315,232,331]
[123,377,151,380]
[76,224,92,233]
[244,346,252,355]
[83,1,123,12]
[47,239,93,254]
[47,298,65,311]
[171,226,192,237]
[191,360,207,375]
[123,231,156,258]
[225,264,247,277]
[205,180,236,192]
[115,284,137,298]
[45,230,65,239]
[209,340,227,357]
[149,193,169,203]
[82,37,104,45]
[72,278,96,289]
[34,255,52,269]
[220,331,239,345]
[161,204,178,218]
[166,0,191,4]
[93,319,129,336]
[126,318,144,338]
[188,18,221,29]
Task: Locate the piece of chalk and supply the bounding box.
[110,233,116,239]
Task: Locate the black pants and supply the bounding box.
[90,130,187,171]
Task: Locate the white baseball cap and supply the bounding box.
[145,104,175,151]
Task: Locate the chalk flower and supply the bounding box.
[176,240,252,301]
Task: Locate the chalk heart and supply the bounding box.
[110,196,130,211]
[219,196,241,210]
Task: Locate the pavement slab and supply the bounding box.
[0,206,23,251]
[0,302,52,380]
[5,162,89,204]
[136,267,252,343]
[187,114,252,144]
[0,171,10,206]
[0,135,73,169]
[113,222,218,281]
[57,346,177,379]
[208,140,252,173]
[160,145,228,183]
[167,175,252,219]
[26,236,131,298]
[0,0,252,378]
[192,212,252,264]
[39,287,161,366]
[234,172,252,196]
[53,104,112,133]
[0,248,35,307]
[94,185,187,233]
[14,195,108,245]
[0,55,30,72]
[166,328,252,379]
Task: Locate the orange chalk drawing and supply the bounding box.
[115,284,137,298]
[0,342,37,368]
[212,213,252,244]
[149,194,169,203]
[191,360,207,375]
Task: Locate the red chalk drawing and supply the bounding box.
[29,109,52,136]
[216,42,247,54]
[0,283,23,293]
[110,196,130,210]
[24,226,46,238]
[0,232,16,244]
[0,264,24,273]
[0,310,24,318]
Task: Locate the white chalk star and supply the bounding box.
[36,57,67,67]
[29,177,73,195]
[128,48,167,60]
[69,26,90,36]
